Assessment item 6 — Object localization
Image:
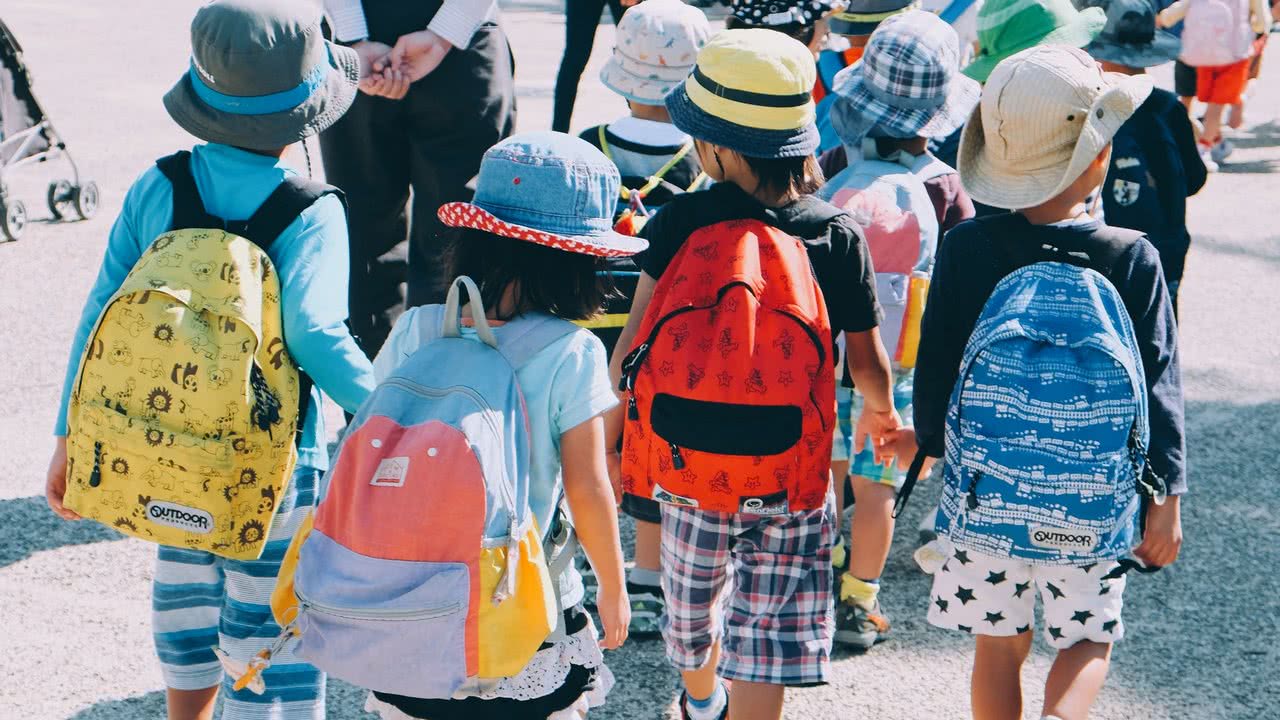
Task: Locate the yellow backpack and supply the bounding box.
[63,152,334,560]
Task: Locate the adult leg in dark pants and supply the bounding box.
[553,0,625,133]
[321,23,515,358]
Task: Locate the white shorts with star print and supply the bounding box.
[924,543,1127,649]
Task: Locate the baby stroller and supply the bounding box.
[0,17,97,241]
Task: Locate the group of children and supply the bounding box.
[43,0,1203,718]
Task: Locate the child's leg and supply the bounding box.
[633,518,662,574]
[972,633,1033,720]
[1202,103,1226,147]
[1034,562,1127,720]
[847,477,896,581]
[623,497,667,635]
[1042,641,1113,720]
[727,681,786,720]
[217,469,327,719]
[660,506,732,713]
[152,547,225,720]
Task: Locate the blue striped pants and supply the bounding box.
[152,468,325,720]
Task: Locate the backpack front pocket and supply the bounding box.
[294,530,471,698]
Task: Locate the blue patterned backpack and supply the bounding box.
[926,242,1165,565]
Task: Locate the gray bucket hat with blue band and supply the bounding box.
[829,0,919,36]
[1085,0,1181,69]
[163,0,360,151]
[438,132,647,258]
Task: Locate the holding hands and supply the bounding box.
[354,31,454,100]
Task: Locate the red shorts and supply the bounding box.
[1197,58,1251,105]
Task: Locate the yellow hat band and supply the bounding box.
[685,66,815,132]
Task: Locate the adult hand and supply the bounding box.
[390,30,453,84]
[1134,495,1183,568]
[45,436,80,521]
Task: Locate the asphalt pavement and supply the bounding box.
[0,2,1277,718]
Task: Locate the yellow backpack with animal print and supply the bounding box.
[63,152,337,560]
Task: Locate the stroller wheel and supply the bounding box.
[1,199,27,241]
[47,179,74,220]
[73,181,100,220]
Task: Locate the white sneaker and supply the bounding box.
[1211,139,1234,164]
[1200,146,1219,173]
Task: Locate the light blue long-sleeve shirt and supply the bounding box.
[55,143,376,471]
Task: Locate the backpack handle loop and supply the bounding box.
[443,275,499,349]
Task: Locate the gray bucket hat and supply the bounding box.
[163,0,360,151]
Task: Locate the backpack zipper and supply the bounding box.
[89,441,103,488]
[669,443,686,470]
[965,471,982,511]
[297,589,460,622]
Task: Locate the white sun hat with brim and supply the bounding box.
[958,45,1152,210]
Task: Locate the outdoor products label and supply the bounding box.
[1028,526,1099,553]
[738,490,789,515]
[146,501,213,534]
[652,483,699,508]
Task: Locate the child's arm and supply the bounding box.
[275,196,376,414]
[844,328,902,465]
[1157,0,1188,27]
[561,415,631,649]
[606,272,658,452]
[1167,100,1209,197]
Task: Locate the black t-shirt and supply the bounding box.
[638,182,883,335]
[912,214,1186,495]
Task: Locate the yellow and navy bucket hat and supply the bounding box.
[665,29,819,159]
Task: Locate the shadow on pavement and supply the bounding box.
[66,691,164,719]
[0,495,121,568]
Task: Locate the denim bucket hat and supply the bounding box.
[666,29,820,159]
[963,0,1106,82]
[163,0,360,151]
[600,0,712,105]
[1085,0,1181,68]
[829,0,919,36]
[438,132,647,258]
[830,11,980,143]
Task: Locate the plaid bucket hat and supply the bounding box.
[600,0,712,105]
[829,10,980,143]
[963,0,1106,82]
[959,45,1152,209]
[438,132,647,257]
[163,0,360,151]
[666,29,820,158]
[1085,0,1181,68]
[829,0,919,36]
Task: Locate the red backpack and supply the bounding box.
[619,219,835,514]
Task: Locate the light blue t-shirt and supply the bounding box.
[55,143,376,470]
[372,305,619,538]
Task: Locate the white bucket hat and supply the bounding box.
[599,0,712,105]
[958,45,1152,210]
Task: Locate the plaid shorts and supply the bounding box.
[831,370,913,488]
[659,492,836,686]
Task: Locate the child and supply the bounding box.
[815,9,980,650]
[610,30,900,720]
[815,0,918,153]
[43,1,376,718]
[724,0,837,49]
[1159,0,1270,169]
[578,0,712,637]
[913,46,1186,720]
[1087,0,1207,312]
[363,132,635,720]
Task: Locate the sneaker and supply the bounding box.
[626,581,665,636]
[835,598,891,650]
[1211,138,1234,164]
[1199,146,1219,173]
[679,685,729,720]
[917,511,937,546]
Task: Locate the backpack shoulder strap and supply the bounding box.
[156,151,221,231]
[939,0,979,23]
[494,314,582,370]
[234,177,346,252]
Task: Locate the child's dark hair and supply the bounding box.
[447,228,612,321]
[725,15,816,47]
[744,154,825,197]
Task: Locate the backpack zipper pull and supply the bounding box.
[966,471,981,511]
[670,443,686,470]
[627,394,639,421]
[492,520,522,605]
[89,441,103,488]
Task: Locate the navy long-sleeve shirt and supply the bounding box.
[913,214,1188,495]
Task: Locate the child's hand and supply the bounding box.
[1134,495,1183,568]
[595,585,631,651]
[45,437,80,521]
[854,408,904,466]
[883,427,934,474]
